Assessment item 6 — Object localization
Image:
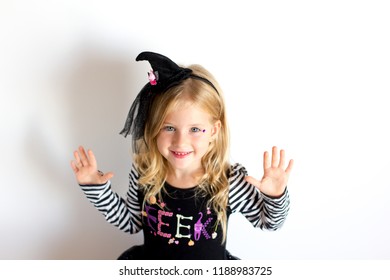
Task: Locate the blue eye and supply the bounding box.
[190,127,202,133]
[163,126,175,132]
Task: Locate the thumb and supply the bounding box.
[245,176,261,189]
[101,172,114,183]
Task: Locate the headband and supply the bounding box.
[120,51,218,151]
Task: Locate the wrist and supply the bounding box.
[262,187,287,199]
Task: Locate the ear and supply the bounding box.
[210,120,221,140]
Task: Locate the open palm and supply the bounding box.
[245,146,293,197]
[70,146,114,185]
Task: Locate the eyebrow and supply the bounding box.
[162,123,204,127]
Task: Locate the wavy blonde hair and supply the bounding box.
[134,64,230,242]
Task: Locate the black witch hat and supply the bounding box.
[120,51,218,152]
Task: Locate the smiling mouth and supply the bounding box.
[171,151,192,158]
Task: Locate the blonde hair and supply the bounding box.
[134,64,230,242]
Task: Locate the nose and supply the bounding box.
[172,130,187,146]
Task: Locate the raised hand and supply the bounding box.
[70,146,114,185]
[245,146,293,197]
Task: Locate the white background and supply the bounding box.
[0,0,389,259]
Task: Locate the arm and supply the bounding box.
[229,147,293,230]
[71,146,142,234]
[229,164,290,230]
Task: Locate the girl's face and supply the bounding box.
[157,101,220,175]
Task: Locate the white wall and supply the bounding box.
[1,0,389,259]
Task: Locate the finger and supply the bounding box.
[245,176,260,189]
[70,161,79,173]
[73,150,82,168]
[285,159,294,175]
[278,149,286,169]
[87,149,98,170]
[101,172,114,183]
[263,151,270,172]
[78,146,90,167]
[271,146,279,168]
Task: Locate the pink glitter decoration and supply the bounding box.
[148,70,158,85]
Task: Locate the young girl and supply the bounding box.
[71,51,293,260]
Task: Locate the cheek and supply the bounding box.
[156,134,168,151]
[193,136,211,150]
[157,132,178,148]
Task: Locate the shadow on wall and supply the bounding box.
[23,45,144,259]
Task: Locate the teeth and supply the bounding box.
[174,152,190,156]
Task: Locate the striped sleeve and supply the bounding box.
[228,163,290,230]
[79,164,143,234]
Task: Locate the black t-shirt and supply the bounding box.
[139,183,231,259]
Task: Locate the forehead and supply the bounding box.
[164,101,212,125]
